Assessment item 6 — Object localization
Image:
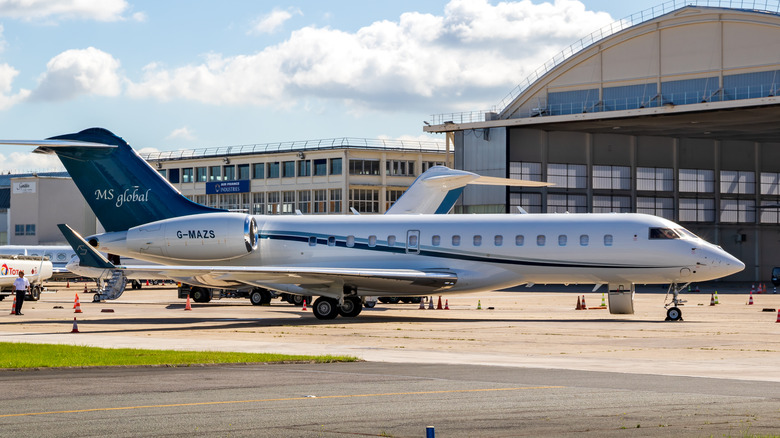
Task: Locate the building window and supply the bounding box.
[253,163,265,179]
[548,163,586,188]
[282,161,295,178]
[547,194,587,213]
[386,160,415,176]
[422,161,445,172]
[14,224,23,236]
[761,172,780,195]
[593,165,630,190]
[313,159,327,176]
[222,165,235,181]
[679,198,715,222]
[298,160,311,177]
[219,193,239,210]
[720,199,755,223]
[510,161,542,181]
[267,191,280,214]
[510,192,542,213]
[637,197,674,220]
[349,159,380,175]
[330,158,342,175]
[209,166,221,182]
[297,190,311,213]
[760,201,780,224]
[252,192,265,215]
[237,164,250,180]
[182,168,194,183]
[196,167,207,182]
[721,170,755,194]
[313,189,327,214]
[168,168,180,184]
[637,167,673,191]
[282,191,295,213]
[25,224,36,236]
[157,169,167,179]
[679,169,714,193]
[267,162,280,179]
[386,189,405,210]
[593,195,631,213]
[330,189,342,213]
[194,195,206,205]
[349,188,379,213]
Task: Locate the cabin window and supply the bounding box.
[327,236,336,246]
[649,228,680,239]
[604,234,613,246]
[452,235,461,246]
[473,235,482,246]
[387,235,396,246]
[346,235,355,247]
[537,235,546,246]
[308,236,317,247]
[515,235,524,246]
[494,235,503,246]
[368,235,377,247]
[580,234,589,246]
[558,235,567,246]
[432,235,441,246]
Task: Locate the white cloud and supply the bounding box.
[131,11,147,22]
[166,127,195,141]
[0,151,63,173]
[30,47,122,101]
[0,63,30,109]
[127,0,614,111]
[249,7,301,35]
[0,0,130,22]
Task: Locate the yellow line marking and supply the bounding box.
[0,386,563,418]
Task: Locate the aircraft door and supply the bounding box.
[406,230,420,254]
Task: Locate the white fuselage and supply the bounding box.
[92,212,744,295]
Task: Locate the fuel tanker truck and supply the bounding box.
[0,255,53,301]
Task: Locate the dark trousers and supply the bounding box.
[15,290,24,313]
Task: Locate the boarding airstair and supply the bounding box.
[93,270,127,302]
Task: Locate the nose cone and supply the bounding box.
[725,253,746,276]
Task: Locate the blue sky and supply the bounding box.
[0,0,664,171]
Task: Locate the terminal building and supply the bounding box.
[4,138,445,245]
[425,2,780,281]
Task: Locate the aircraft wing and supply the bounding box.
[116,264,458,293]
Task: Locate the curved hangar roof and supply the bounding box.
[427,4,780,142]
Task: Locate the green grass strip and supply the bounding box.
[0,342,359,368]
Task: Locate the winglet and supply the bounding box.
[57,224,115,269]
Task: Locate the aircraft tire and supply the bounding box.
[250,289,272,306]
[666,307,682,321]
[312,297,339,320]
[338,297,362,318]
[191,287,211,303]
[364,300,376,308]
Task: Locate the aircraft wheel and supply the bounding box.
[312,297,339,320]
[666,306,682,321]
[338,297,363,318]
[364,300,376,308]
[92,294,101,303]
[191,287,211,303]
[250,289,271,306]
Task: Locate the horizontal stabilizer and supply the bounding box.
[57,224,115,269]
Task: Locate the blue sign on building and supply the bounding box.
[206,180,250,194]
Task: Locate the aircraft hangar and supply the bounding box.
[424,2,780,282]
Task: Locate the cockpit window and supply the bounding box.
[675,228,700,240]
[649,228,680,239]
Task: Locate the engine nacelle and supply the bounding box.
[125,213,258,261]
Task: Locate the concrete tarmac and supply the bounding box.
[0,283,779,436]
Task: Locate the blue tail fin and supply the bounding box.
[42,128,222,232]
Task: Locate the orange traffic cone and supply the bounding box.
[419,299,425,310]
[776,309,780,323]
[581,295,587,310]
[83,284,87,293]
[576,296,582,310]
[444,299,449,310]
[436,296,442,310]
[73,294,83,313]
[301,298,307,311]
[748,291,754,305]
[184,294,192,311]
[710,293,715,306]
[71,317,79,333]
[66,279,70,288]
[10,295,16,315]
[146,279,150,286]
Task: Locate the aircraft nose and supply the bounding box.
[718,250,745,276]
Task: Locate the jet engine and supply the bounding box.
[124,213,258,261]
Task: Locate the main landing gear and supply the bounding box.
[312,295,362,320]
[664,282,689,321]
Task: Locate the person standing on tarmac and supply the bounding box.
[13,271,29,316]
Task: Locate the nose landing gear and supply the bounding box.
[664,282,689,321]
